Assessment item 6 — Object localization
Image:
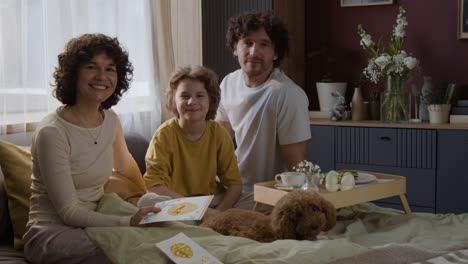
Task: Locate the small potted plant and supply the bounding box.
[308,42,347,113]
[420,82,451,123]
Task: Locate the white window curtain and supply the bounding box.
[0,0,161,143]
[151,0,202,121]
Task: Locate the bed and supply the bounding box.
[87,193,468,264]
[2,137,468,264]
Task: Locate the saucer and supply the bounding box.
[274,183,299,191]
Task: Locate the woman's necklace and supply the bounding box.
[70,108,104,145]
[87,122,103,145]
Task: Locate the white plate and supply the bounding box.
[274,183,300,191]
[356,172,377,184]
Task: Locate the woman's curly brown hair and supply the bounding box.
[167,66,220,120]
[53,33,133,109]
[226,10,289,67]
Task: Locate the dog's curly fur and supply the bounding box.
[201,190,336,242]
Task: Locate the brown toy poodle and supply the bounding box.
[201,190,336,242]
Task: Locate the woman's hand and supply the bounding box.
[130,207,162,227]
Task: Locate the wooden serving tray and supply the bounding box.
[253,171,411,215]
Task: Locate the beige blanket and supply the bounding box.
[86,194,468,264]
[330,241,468,264]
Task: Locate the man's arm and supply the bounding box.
[217,120,235,139]
[280,140,309,171]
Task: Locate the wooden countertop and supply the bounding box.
[310,118,468,130]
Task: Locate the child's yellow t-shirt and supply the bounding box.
[143,118,241,196]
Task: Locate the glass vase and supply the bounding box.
[301,173,322,191]
[381,75,410,123]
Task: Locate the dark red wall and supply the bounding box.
[305,0,468,110]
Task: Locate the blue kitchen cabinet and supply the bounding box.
[308,124,438,213]
[436,129,468,214]
[306,125,335,172]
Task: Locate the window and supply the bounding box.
[0,0,161,135]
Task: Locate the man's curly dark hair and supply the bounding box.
[226,10,289,67]
[53,33,133,109]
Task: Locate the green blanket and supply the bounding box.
[86,194,468,264]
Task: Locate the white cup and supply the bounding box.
[275,172,305,187]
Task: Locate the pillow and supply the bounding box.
[0,140,32,250]
[0,165,14,244]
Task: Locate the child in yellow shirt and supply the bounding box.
[141,66,242,217]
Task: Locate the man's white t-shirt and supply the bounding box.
[216,68,311,192]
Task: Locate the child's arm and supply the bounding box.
[215,184,242,211]
[147,184,184,199]
[144,126,182,198]
[215,123,243,211]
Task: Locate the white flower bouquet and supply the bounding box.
[358,7,418,83]
[293,160,323,191]
[293,160,321,175]
[358,6,420,123]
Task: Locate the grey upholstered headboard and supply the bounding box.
[124,133,149,175]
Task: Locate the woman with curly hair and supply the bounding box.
[23,33,161,263]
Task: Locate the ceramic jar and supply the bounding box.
[351,87,365,121]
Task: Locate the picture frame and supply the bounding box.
[458,0,468,39]
[341,0,393,7]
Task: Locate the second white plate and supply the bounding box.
[356,172,377,184]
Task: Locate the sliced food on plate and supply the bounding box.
[338,170,377,184]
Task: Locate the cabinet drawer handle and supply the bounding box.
[379,136,391,141]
